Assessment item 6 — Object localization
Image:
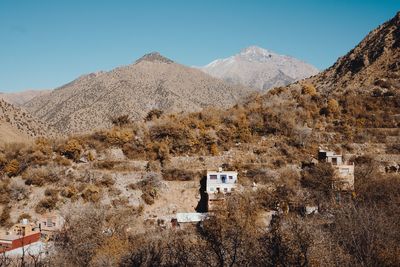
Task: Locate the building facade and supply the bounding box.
[319,149,355,191]
[206,170,238,194]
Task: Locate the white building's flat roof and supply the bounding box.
[176,213,207,223]
[207,171,237,174]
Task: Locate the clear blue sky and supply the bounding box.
[0,0,399,92]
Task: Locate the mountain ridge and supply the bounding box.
[24,52,254,134]
[198,46,319,91]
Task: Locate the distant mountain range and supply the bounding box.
[24,52,253,134]
[198,46,319,91]
[0,89,51,106]
[4,8,399,142]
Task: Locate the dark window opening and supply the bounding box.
[221,175,227,183]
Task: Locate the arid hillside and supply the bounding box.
[0,100,58,144]
[24,52,254,134]
[313,11,400,93]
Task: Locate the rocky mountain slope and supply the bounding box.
[257,11,400,150]
[198,46,319,91]
[24,53,253,134]
[0,99,57,143]
[0,89,51,106]
[313,11,400,93]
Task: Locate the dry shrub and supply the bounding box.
[162,168,202,181]
[0,206,11,227]
[81,185,102,203]
[301,83,317,96]
[22,167,58,186]
[122,141,147,160]
[8,179,29,201]
[301,163,335,200]
[332,204,400,266]
[94,160,117,170]
[130,174,162,205]
[141,193,156,205]
[96,174,115,187]
[45,188,59,198]
[386,144,400,154]
[91,235,130,267]
[60,139,83,161]
[356,174,400,208]
[61,185,78,199]
[35,137,53,155]
[53,203,138,267]
[145,109,163,121]
[146,160,162,172]
[150,122,196,154]
[4,159,20,176]
[17,213,32,222]
[210,143,219,156]
[245,167,278,184]
[0,153,7,170]
[35,196,58,214]
[112,115,131,127]
[104,128,133,145]
[29,150,50,166]
[0,180,10,204]
[54,155,72,166]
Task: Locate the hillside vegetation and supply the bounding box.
[0,11,400,267]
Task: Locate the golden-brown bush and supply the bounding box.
[210,143,219,156]
[81,185,102,203]
[4,159,20,176]
[35,196,58,214]
[104,128,133,145]
[61,185,78,199]
[327,99,340,115]
[60,139,83,161]
[301,83,317,96]
[54,155,72,166]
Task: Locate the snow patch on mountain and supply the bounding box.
[198,46,319,91]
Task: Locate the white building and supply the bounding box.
[318,149,343,165]
[206,170,238,194]
[318,149,355,191]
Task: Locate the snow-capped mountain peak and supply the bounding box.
[239,46,274,58]
[198,46,319,91]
